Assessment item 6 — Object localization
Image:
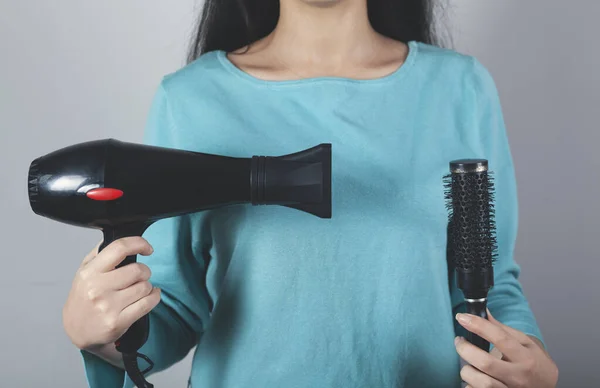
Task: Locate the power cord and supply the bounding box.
[122,352,154,388]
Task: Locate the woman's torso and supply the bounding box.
[160,41,487,388]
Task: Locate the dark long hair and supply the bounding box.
[186,0,449,64]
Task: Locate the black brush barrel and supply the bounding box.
[447,159,496,283]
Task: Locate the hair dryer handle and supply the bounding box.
[113,253,150,354]
[99,225,151,354]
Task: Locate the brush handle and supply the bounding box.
[465,299,490,352]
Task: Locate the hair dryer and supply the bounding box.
[27,138,332,387]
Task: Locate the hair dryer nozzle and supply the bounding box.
[251,144,332,218]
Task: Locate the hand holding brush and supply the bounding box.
[445,159,558,388]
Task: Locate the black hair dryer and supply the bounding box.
[27,138,332,387]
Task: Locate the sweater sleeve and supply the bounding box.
[80,80,213,387]
[450,58,545,348]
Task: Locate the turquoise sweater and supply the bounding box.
[81,41,543,388]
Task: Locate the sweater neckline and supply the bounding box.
[215,40,420,88]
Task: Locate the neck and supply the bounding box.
[266,0,379,67]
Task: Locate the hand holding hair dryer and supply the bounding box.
[27,138,332,387]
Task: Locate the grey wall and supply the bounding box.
[1,0,597,386]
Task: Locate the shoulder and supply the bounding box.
[158,50,230,98]
[412,41,499,97]
[143,51,247,151]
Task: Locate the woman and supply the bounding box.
[63,1,559,387]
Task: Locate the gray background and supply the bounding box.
[1,0,598,386]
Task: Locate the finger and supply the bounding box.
[115,280,154,309]
[490,346,503,360]
[104,263,152,290]
[118,287,161,327]
[527,336,549,355]
[81,241,103,268]
[460,364,507,388]
[455,336,511,378]
[87,237,154,273]
[456,313,528,362]
[487,309,534,347]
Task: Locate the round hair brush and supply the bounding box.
[444,159,498,352]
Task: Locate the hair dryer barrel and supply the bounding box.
[27,139,332,228]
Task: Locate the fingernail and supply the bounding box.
[456,313,471,325]
[454,336,462,346]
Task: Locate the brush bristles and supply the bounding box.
[444,171,498,271]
